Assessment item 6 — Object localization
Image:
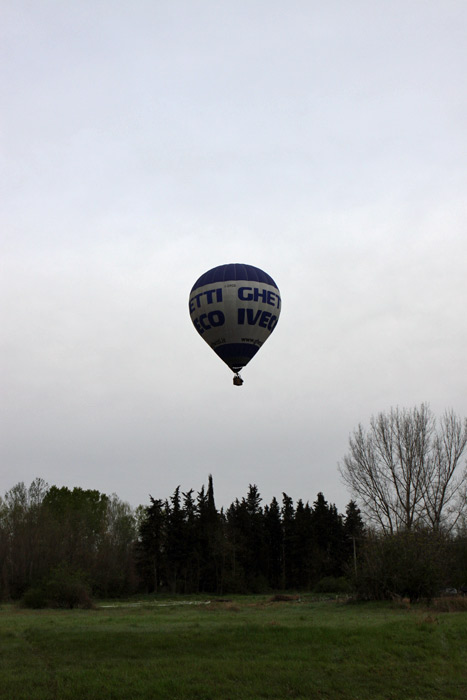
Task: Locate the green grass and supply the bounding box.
[1,596,466,699]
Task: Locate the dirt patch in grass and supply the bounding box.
[429,596,467,613]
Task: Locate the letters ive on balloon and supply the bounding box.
[237,308,278,331]
[192,307,278,335]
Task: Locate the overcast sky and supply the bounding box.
[2,0,466,514]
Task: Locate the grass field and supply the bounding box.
[1,595,466,699]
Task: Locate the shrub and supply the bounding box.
[21,565,93,609]
[44,565,93,608]
[356,531,448,602]
[21,587,48,609]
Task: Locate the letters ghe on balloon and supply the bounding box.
[237,286,281,308]
[188,263,281,383]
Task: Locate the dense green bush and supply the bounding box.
[21,565,93,609]
[44,565,93,608]
[355,531,448,602]
[21,587,48,609]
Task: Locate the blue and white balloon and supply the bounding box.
[189,263,281,382]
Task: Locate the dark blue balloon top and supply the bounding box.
[191,263,279,293]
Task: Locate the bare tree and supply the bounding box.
[339,405,467,533]
[423,410,467,531]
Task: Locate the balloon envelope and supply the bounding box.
[189,263,281,373]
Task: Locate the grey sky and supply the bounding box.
[2,0,466,512]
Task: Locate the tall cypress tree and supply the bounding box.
[195,476,221,593]
[310,493,345,583]
[343,500,365,577]
[224,486,267,592]
[165,487,186,593]
[281,493,295,589]
[225,498,247,592]
[293,499,314,589]
[243,485,267,590]
[264,497,283,589]
[182,489,197,592]
[137,497,166,593]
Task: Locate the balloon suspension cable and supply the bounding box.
[233,373,244,386]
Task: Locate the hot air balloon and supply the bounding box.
[189,263,281,385]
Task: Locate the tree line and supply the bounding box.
[0,480,137,602]
[2,405,466,605]
[0,476,363,602]
[137,477,364,595]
